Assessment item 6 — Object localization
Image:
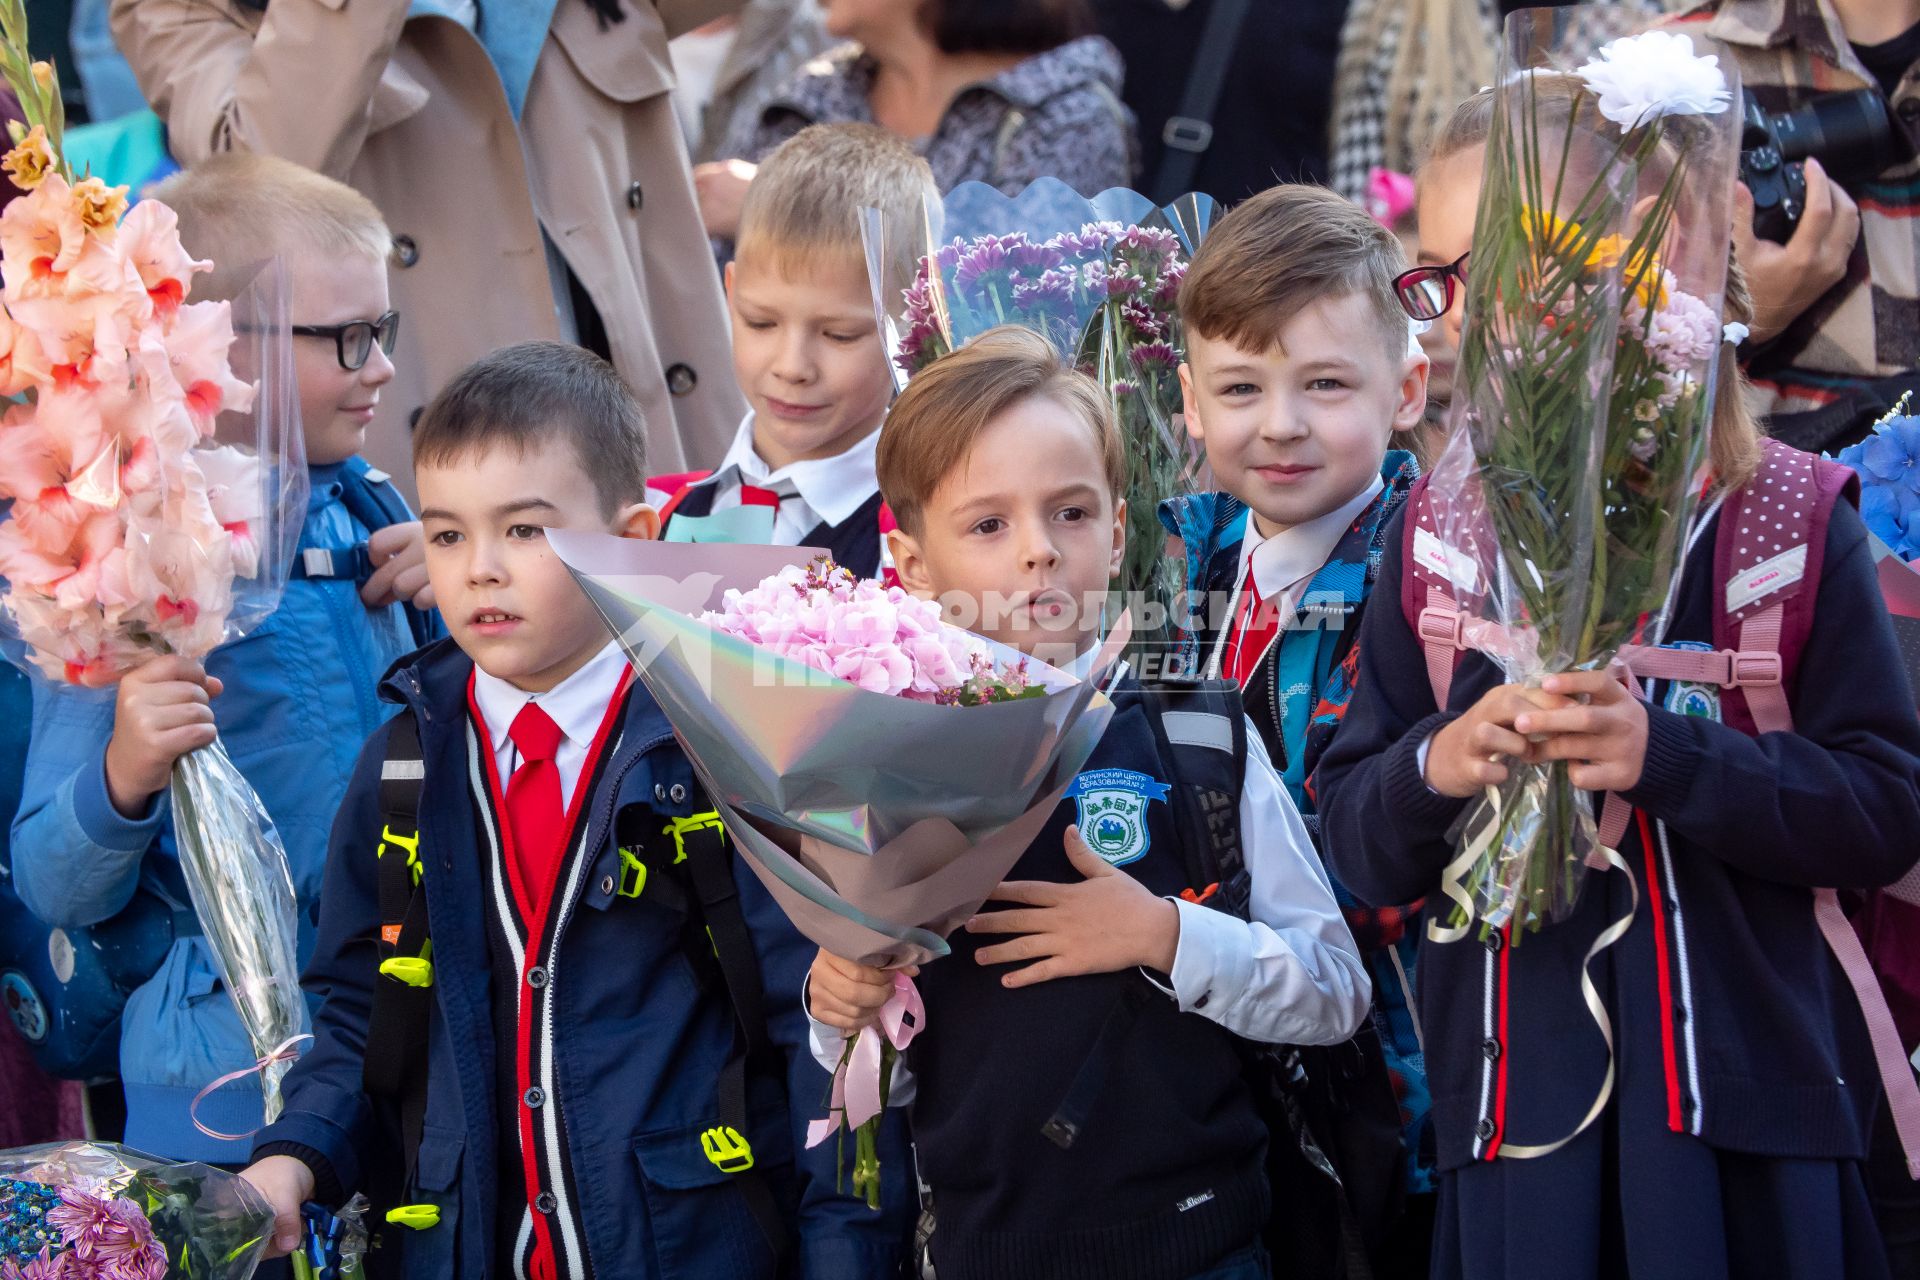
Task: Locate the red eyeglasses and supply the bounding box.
[1393,252,1470,322]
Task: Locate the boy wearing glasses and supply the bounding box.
[1159,183,1439,1269]
[8,154,439,1164]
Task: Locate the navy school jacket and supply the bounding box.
[252,638,912,1278]
[1316,498,1920,1174]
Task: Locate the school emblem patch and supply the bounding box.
[1662,640,1722,721]
[1066,769,1170,867]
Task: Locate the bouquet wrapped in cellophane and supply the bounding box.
[0,1,307,1122]
[0,1141,274,1279]
[548,534,1117,1207]
[862,179,1216,662]
[1426,15,1742,935]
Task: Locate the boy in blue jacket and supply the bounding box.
[241,341,910,1279]
[9,154,435,1162]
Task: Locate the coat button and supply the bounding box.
[1481,1037,1501,1061]
[1475,1118,1496,1141]
[668,783,688,804]
[392,234,420,268]
[666,363,698,397]
[523,1086,546,1109]
[600,874,615,895]
[626,180,644,210]
[535,1191,558,1215]
[527,966,548,990]
[653,783,667,802]
[1483,931,1503,953]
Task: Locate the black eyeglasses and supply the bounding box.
[291,311,401,371]
[1393,253,1470,322]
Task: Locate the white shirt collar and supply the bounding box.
[1240,476,1383,601]
[705,412,882,530]
[471,641,628,756]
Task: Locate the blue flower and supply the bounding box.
[1859,481,1916,549]
[1858,415,1920,492]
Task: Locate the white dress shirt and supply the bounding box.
[803,651,1371,1076]
[661,412,883,548]
[470,642,630,810]
[1208,475,1385,679]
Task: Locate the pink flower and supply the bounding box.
[118,198,208,321]
[163,301,255,429]
[1,1245,69,1280]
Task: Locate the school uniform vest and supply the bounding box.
[469,678,635,1280]
[911,678,1269,1280]
[662,478,888,580]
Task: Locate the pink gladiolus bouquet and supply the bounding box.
[700,556,1037,706]
[0,3,308,1133]
[0,1142,274,1280]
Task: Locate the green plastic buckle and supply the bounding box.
[700,1125,754,1174]
[378,824,423,887]
[617,846,648,899]
[385,1203,440,1230]
[663,812,725,866]
[379,954,433,988]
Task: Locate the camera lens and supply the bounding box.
[1773,90,1899,176]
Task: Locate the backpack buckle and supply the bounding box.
[665,812,725,865]
[378,824,423,887]
[385,1204,440,1230]
[1416,605,1466,649]
[1727,651,1782,688]
[700,1125,755,1173]
[617,846,648,899]
[379,955,434,988]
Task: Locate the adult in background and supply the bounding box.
[112,0,746,492]
[669,0,835,163]
[1092,0,1349,205]
[698,0,1135,242]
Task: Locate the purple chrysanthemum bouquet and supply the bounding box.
[0,1143,273,1280]
[862,180,1217,665]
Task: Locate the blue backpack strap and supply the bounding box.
[330,458,444,648]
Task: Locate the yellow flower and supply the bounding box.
[30,61,54,91]
[1586,234,1668,308]
[71,176,129,240]
[3,125,55,191]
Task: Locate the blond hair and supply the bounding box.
[735,123,938,290]
[148,153,392,303]
[1422,83,1762,492]
[878,326,1123,535]
[1179,183,1410,360]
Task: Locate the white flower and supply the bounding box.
[1576,30,1731,130]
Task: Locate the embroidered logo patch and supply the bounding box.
[1662,640,1722,721]
[1,971,48,1043]
[1066,769,1169,867]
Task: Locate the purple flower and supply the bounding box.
[1154,260,1187,307]
[1118,299,1166,340]
[1861,416,1920,492]
[1104,269,1147,300]
[1011,272,1076,315]
[1007,239,1062,274]
[46,1190,117,1247]
[2,1247,69,1280]
[1130,342,1178,374]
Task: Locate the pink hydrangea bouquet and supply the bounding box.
[0,1,307,1132]
[0,1142,273,1280]
[550,536,1119,1208]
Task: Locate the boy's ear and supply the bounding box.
[1178,362,1204,444]
[722,260,735,303]
[887,526,935,600]
[1391,352,1431,435]
[613,502,662,541]
[1109,497,1128,578]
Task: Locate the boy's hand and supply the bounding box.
[240,1154,314,1258]
[693,159,756,239]
[1422,684,1567,798]
[104,656,223,817]
[807,949,916,1033]
[967,825,1179,987]
[1521,670,1650,793]
[361,522,435,612]
[1734,158,1860,344]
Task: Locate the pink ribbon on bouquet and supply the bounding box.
[806,973,924,1148]
[189,1033,312,1141]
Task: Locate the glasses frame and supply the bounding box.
[1393,253,1471,322]
[290,310,401,372]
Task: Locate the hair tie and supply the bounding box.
[1722,322,1749,347]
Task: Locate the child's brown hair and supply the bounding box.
[1179,183,1412,362]
[878,326,1123,535]
[1422,84,1763,492]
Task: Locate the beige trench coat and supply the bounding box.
[112,0,745,494]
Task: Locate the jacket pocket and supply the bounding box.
[400,1127,463,1275]
[631,1120,784,1280]
[549,5,673,104]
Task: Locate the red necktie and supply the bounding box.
[1227,575,1284,687]
[505,703,566,905]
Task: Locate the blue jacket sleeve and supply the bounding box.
[10,676,164,929]
[1622,502,1920,888]
[252,716,393,1200]
[734,865,914,1280]
[1314,509,1476,909]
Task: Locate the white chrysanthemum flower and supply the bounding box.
[1576,30,1731,130]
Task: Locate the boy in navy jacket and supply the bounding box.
[242,343,910,1279]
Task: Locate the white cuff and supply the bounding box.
[1167,896,1255,1018]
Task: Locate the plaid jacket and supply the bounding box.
[1674,0,1920,423]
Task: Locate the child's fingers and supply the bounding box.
[999,958,1070,989]
[987,880,1066,907]
[974,935,1052,967]
[1467,721,1531,760]
[1532,732,1611,763]
[1539,670,1615,699]
[1062,824,1116,878]
[963,908,1046,935]
[1514,705,1603,737]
